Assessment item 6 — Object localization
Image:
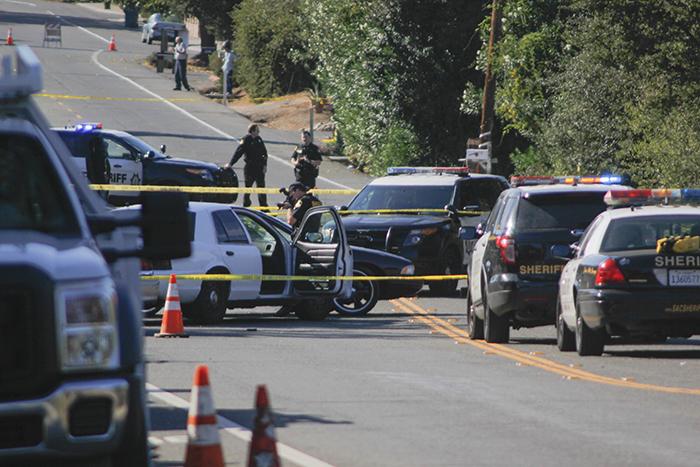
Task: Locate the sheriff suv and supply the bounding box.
[343,167,508,295]
[0,46,190,466]
[53,124,238,205]
[466,175,630,343]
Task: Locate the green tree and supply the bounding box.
[232,0,315,98]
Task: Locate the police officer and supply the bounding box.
[286,182,321,231]
[227,124,268,207]
[291,130,322,189]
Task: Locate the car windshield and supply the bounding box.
[0,133,80,234]
[120,134,162,158]
[516,194,606,230]
[348,185,453,212]
[601,215,700,252]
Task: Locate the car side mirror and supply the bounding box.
[458,226,477,240]
[551,244,574,260]
[88,192,191,262]
[145,150,156,159]
[160,144,167,154]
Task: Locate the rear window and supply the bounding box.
[516,194,606,230]
[601,215,700,252]
[55,131,91,158]
[0,133,80,234]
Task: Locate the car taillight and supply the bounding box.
[595,258,626,287]
[496,235,516,265]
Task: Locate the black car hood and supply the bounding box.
[342,215,449,230]
[148,156,220,172]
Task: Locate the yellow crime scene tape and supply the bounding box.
[141,273,468,282]
[90,184,486,216]
[89,184,358,196]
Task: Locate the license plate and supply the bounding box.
[669,269,700,287]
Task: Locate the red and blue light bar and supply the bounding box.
[510,174,628,187]
[604,189,700,207]
[73,122,103,132]
[387,167,470,176]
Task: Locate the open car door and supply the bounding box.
[292,207,353,297]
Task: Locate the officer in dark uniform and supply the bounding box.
[227,123,268,207]
[290,130,322,189]
[286,182,322,231]
[87,136,111,200]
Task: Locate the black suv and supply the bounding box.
[466,175,631,342]
[343,167,508,294]
[53,124,237,205]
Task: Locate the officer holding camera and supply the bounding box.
[285,182,321,231]
[291,130,322,189]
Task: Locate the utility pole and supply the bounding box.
[478,0,502,172]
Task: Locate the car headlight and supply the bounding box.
[403,227,438,246]
[56,278,120,372]
[186,168,214,181]
[400,265,415,275]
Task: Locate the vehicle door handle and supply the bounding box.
[226,251,234,256]
[113,164,122,168]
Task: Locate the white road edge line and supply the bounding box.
[51,13,353,190]
[146,383,334,467]
[5,0,36,6]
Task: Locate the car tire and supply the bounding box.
[556,299,575,351]
[429,248,461,296]
[466,285,483,339]
[483,286,509,343]
[184,281,229,324]
[575,299,605,356]
[295,299,333,321]
[333,268,378,316]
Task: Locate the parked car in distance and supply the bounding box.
[141,13,186,44]
[125,202,354,323]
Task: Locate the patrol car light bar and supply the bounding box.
[604,189,700,207]
[387,167,470,176]
[511,174,627,187]
[74,122,103,132]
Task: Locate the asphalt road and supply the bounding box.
[3,2,700,466]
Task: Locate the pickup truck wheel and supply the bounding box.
[429,250,461,296]
[556,299,576,351]
[333,268,378,316]
[466,286,483,339]
[483,289,509,343]
[186,281,229,324]
[575,300,605,356]
[295,299,332,321]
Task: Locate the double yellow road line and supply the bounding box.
[392,297,700,396]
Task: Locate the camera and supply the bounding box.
[277,187,293,209]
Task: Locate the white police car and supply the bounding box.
[557,189,700,355]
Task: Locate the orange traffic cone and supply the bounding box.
[184,365,225,467]
[6,28,14,46]
[154,274,189,338]
[107,34,117,51]
[247,385,280,467]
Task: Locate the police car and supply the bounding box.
[53,123,238,204]
[557,189,700,355]
[465,175,631,343]
[343,167,508,295]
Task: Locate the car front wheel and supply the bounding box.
[466,286,483,339]
[333,268,378,316]
[556,299,576,351]
[429,249,461,296]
